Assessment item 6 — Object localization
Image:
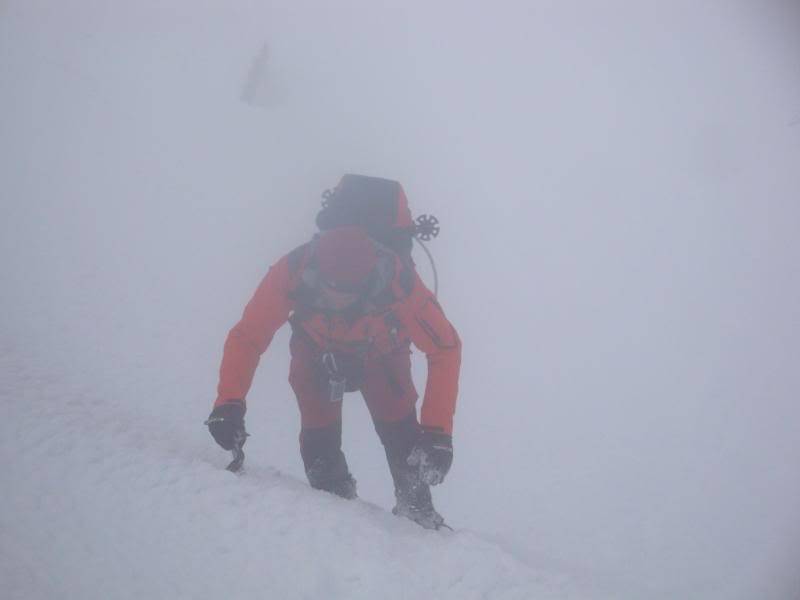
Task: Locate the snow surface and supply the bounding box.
[2,2,800,599]
[0,349,581,600]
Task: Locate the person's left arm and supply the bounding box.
[396,273,462,435]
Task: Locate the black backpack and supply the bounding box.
[315,174,439,261]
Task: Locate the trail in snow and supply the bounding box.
[0,346,593,600]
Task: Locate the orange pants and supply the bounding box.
[288,332,422,497]
[288,332,418,429]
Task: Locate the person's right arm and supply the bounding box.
[214,255,295,408]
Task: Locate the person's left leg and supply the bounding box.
[361,347,445,528]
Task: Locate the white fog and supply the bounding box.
[2,1,799,599]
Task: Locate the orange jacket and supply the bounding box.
[215,243,461,434]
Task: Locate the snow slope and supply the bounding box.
[0,346,584,600]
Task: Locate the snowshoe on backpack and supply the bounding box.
[316,174,440,283]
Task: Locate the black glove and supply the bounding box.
[407,428,453,486]
[205,402,246,450]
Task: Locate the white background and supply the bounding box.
[2,2,799,598]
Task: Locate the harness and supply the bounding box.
[286,237,414,401]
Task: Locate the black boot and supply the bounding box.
[300,422,357,500]
[374,412,445,530]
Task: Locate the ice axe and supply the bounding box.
[225,429,249,473]
[205,415,249,473]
